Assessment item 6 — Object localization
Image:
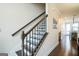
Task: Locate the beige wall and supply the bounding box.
[37,3,61,56]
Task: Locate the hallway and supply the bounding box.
[49,40,77,56]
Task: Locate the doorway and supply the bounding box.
[61,22,79,55]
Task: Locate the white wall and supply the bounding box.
[0,3,45,54]
[37,3,61,56]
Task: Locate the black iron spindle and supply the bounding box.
[37,25,38,46]
[30,31,32,54]
[44,19,46,33]
[21,31,25,56]
[26,36,28,56]
[29,33,31,56]
[32,30,33,56]
[35,27,38,45]
[39,24,41,42]
[43,20,45,33]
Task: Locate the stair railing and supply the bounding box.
[21,15,48,56]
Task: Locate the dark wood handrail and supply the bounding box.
[12,11,45,36]
[24,14,48,36]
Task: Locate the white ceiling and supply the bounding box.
[49,3,79,16]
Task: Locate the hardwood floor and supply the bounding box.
[49,43,65,56]
[49,40,77,56]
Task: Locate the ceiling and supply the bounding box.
[49,3,79,17]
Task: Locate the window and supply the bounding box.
[65,23,71,35]
[72,23,78,31]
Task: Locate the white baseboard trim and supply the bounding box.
[46,41,59,56]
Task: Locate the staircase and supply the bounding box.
[12,12,48,56]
